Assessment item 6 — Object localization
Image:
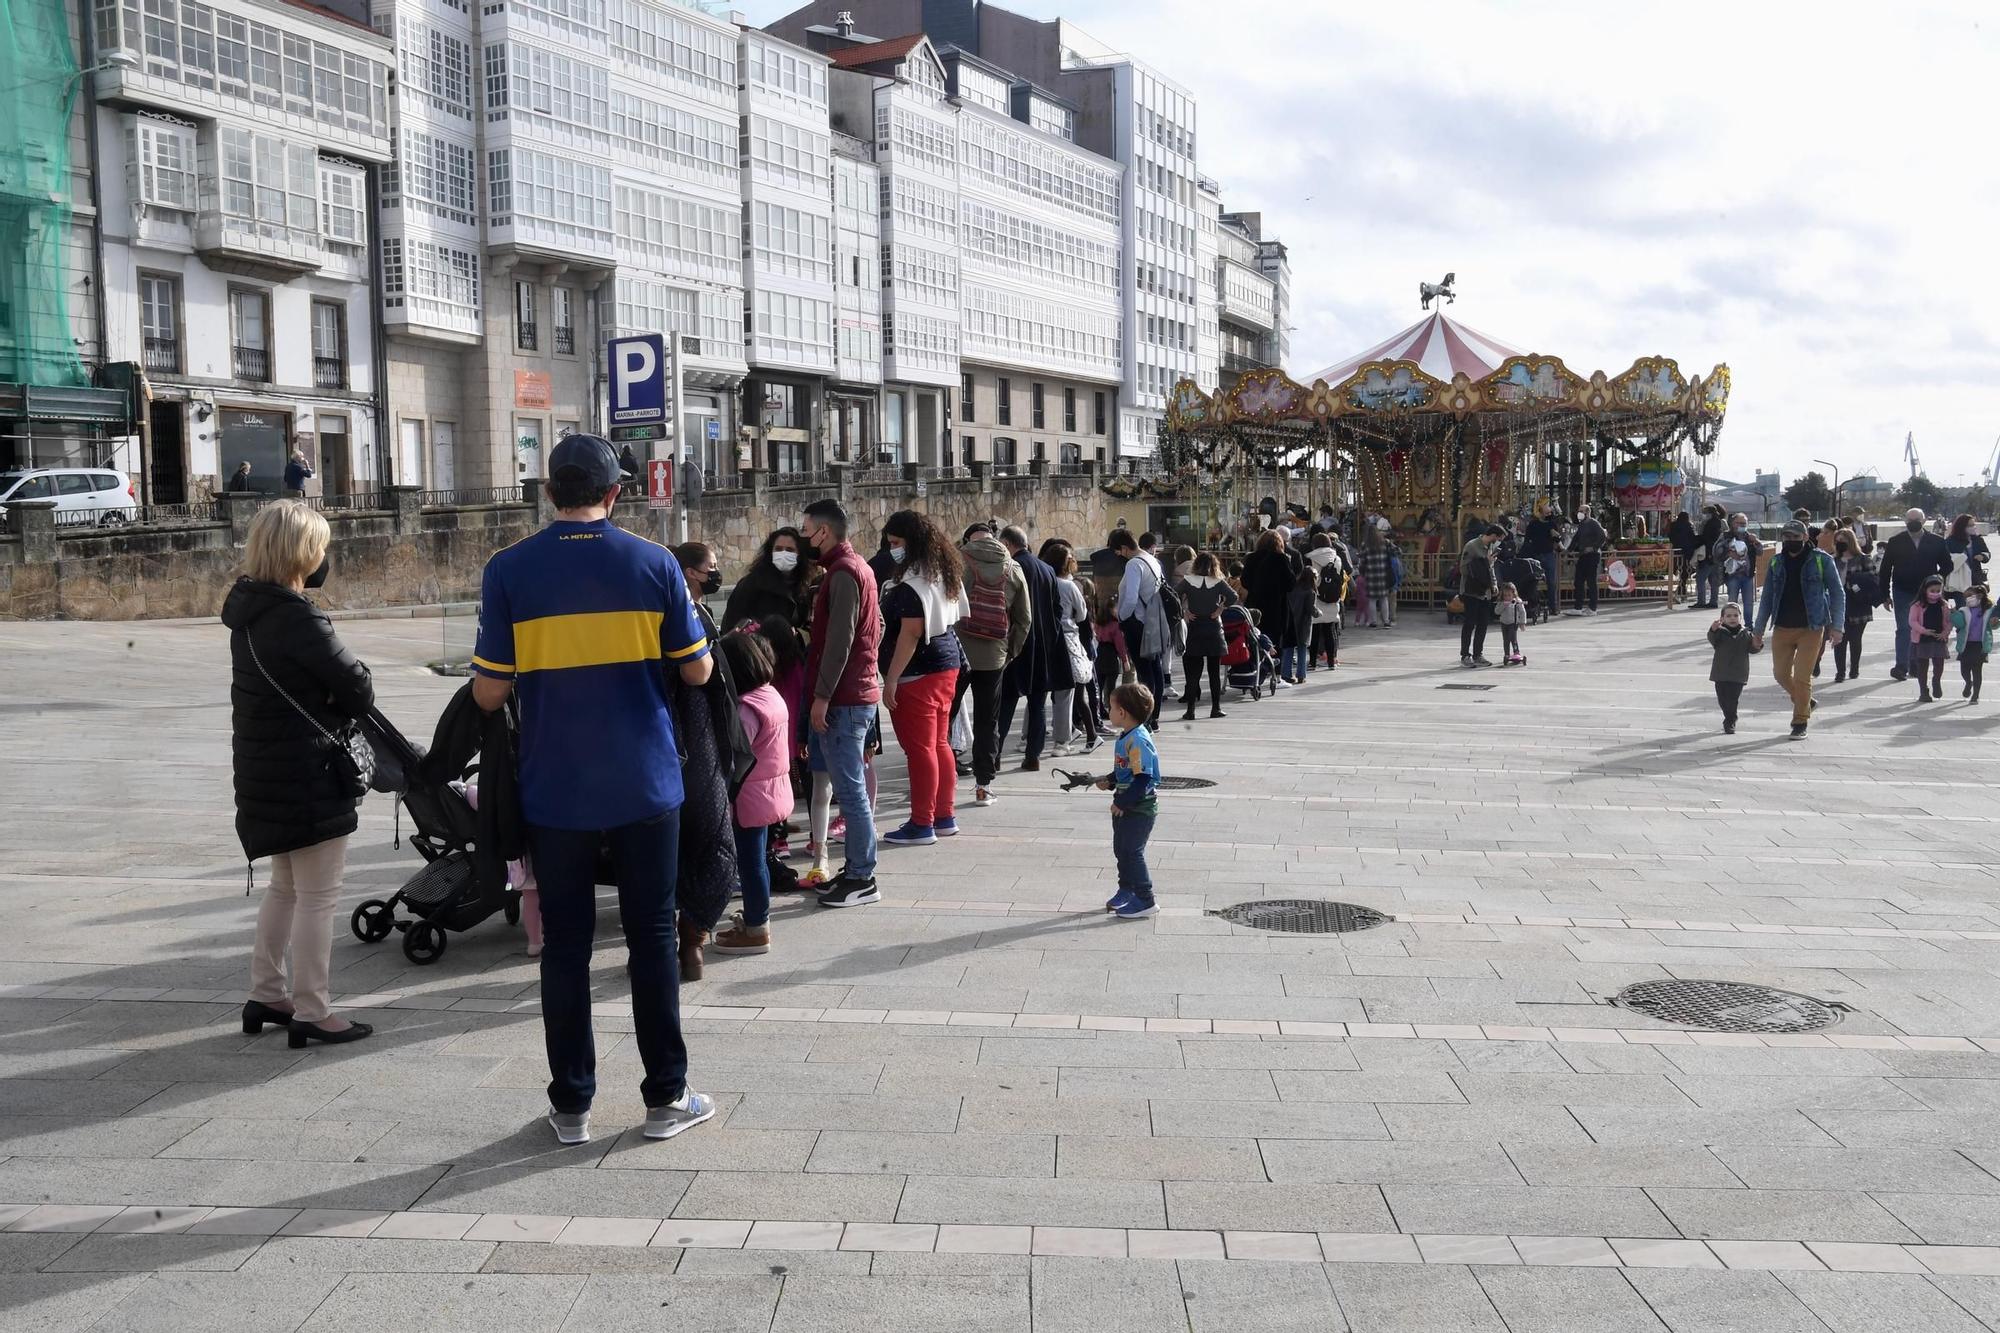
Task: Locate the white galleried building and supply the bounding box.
[768,0,1288,461]
[91,0,395,501]
[370,0,749,490]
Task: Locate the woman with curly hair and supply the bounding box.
[877,509,968,847]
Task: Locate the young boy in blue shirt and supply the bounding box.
[1098,683,1161,919]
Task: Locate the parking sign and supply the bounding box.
[608,334,667,425]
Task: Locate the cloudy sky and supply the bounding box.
[741,0,1999,489]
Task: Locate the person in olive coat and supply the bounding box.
[223,500,375,1048]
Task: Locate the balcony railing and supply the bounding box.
[553,326,575,355]
[233,345,269,382]
[516,322,538,351]
[313,356,346,391]
[142,337,180,376]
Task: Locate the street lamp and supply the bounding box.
[1813,458,1841,521]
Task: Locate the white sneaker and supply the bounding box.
[548,1108,590,1145]
[974,788,998,807]
[643,1088,716,1140]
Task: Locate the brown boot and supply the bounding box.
[711,922,771,955]
[677,917,707,982]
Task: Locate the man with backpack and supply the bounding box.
[955,523,1029,807]
[1110,527,1169,725]
[1459,525,1503,666]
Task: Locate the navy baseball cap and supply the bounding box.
[547,433,622,488]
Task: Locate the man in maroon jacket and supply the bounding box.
[800,499,882,907]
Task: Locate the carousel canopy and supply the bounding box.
[1307,312,1526,387]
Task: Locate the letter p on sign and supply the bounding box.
[608,333,667,425]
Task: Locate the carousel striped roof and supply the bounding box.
[1306,312,1526,386]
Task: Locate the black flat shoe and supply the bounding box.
[288,1019,374,1049]
[242,999,293,1034]
[1209,709,1227,719]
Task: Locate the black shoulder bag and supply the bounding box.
[245,631,374,799]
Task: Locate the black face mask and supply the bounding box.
[701,570,722,596]
[304,555,330,589]
[1782,540,1804,556]
[1908,520,1925,533]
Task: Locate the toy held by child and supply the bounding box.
[1495,582,1529,666]
[1707,601,1760,734]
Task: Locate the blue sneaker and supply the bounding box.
[1114,896,1158,920]
[933,818,959,837]
[1106,889,1135,914]
[881,822,937,847]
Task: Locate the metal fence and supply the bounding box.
[418,486,526,509]
[9,501,224,533]
[306,492,389,512]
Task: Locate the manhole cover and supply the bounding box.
[1157,776,1216,790]
[1208,900,1393,933]
[1611,979,1844,1034]
[1437,683,1495,691]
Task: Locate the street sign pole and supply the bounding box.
[670,337,687,546]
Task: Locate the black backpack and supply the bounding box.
[1464,552,1495,597]
[1316,561,1345,604]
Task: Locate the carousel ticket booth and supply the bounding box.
[1161,310,1730,605]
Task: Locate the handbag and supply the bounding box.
[244,631,374,800]
[1064,621,1095,686]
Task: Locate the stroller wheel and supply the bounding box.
[351,899,395,944]
[403,921,448,965]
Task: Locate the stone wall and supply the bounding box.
[0,468,1120,621]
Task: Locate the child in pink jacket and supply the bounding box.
[711,630,793,955]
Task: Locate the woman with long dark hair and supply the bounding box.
[723,526,813,631]
[1948,514,1989,591]
[1242,530,1295,667]
[878,510,968,846]
[1038,538,1094,754]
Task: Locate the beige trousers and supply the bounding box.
[249,835,349,1023]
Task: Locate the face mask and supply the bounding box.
[1971,597,1985,609]
[701,570,722,596]
[771,550,799,573]
[888,545,909,565]
[1927,589,1943,603]
[303,555,330,589]
[1783,540,1803,554]
[1908,520,1925,533]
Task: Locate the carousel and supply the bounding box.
[1158,300,1730,572]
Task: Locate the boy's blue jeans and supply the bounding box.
[1112,811,1155,902]
[733,823,770,928]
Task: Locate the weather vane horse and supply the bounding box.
[1419,272,1457,311]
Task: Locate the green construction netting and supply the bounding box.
[0,0,85,388]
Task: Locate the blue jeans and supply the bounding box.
[1282,644,1309,679]
[1695,563,1719,606]
[1892,587,1915,672]
[819,703,877,879]
[528,810,685,1115]
[1112,811,1155,902]
[733,823,769,928]
[1728,572,1758,624]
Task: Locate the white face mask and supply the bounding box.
[889,545,909,565]
[771,550,799,572]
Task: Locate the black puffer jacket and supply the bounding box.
[222,578,374,860]
[721,559,811,632]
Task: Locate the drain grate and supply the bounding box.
[1611,979,1844,1034]
[1437,683,1495,691]
[1157,776,1217,790]
[1208,900,1393,934]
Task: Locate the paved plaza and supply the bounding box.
[7,606,2000,1330]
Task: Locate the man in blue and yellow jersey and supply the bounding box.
[470,433,717,1148]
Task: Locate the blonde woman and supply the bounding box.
[223,500,376,1048]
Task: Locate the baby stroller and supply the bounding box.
[1255,630,1282,694]
[351,705,521,966]
[1221,606,1264,700]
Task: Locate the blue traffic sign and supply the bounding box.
[706,419,720,442]
[608,334,667,425]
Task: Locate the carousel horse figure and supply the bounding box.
[1419,273,1457,310]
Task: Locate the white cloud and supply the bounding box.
[741,0,2000,485]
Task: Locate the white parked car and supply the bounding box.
[0,468,138,527]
